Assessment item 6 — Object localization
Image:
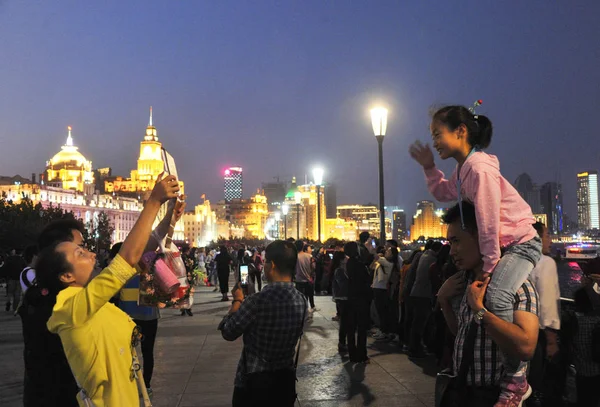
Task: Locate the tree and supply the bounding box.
[83,211,114,253]
[0,198,76,252]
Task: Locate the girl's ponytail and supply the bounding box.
[432,105,493,149]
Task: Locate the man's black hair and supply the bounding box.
[344,241,359,258]
[24,245,39,264]
[425,239,434,250]
[265,240,298,277]
[38,219,85,250]
[359,231,370,243]
[294,240,304,252]
[386,239,399,248]
[441,202,478,233]
[286,237,296,243]
[431,241,443,252]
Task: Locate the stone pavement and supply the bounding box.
[0,283,437,407]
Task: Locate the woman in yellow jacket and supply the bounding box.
[37,175,180,406]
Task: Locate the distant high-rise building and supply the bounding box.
[392,210,407,242]
[224,167,243,201]
[577,171,599,230]
[324,183,337,219]
[410,201,447,240]
[514,173,541,213]
[539,182,563,234]
[261,177,287,208]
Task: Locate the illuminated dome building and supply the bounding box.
[45,126,94,193]
[105,107,183,195]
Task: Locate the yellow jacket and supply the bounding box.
[47,254,139,406]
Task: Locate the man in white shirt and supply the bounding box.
[528,222,560,405]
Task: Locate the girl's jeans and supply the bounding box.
[485,236,542,379]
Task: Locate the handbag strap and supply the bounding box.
[456,319,479,386]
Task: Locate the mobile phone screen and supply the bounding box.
[328,253,333,260]
[240,265,249,285]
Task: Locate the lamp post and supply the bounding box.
[274,211,281,239]
[312,168,324,242]
[371,107,388,245]
[294,191,302,240]
[282,204,289,240]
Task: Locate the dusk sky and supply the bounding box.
[1,1,599,219]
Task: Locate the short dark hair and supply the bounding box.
[265,240,297,277]
[295,240,304,252]
[38,219,85,250]
[386,239,399,248]
[35,243,72,297]
[344,241,359,258]
[425,239,435,250]
[359,231,370,243]
[431,241,443,252]
[432,105,493,149]
[24,245,39,264]
[442,202,478,233]
[532,222,545,236]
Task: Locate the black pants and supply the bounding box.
[134,318,158,388]
[218,267,230,294]
[337,300,349,345]
[346,299,370,362]
[249,270,262,292]
[232,369,296,407]
[373,288,392,334]
[295,282,315,309]
[405,296,432,354]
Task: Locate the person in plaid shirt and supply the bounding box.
[219,240,307,407]
[438,202,540,407]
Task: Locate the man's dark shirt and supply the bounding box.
[218,282,307,388]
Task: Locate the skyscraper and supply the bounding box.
[514,173,541,213]
[324,183,337,219]
[224,167,243,201]
[410,201,447,240]
[577,171,599,230]
[539,182,563,234]
[392,210,407,241]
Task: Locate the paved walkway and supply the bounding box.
[0,284,437,407]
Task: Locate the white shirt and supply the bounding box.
[529,255,560,330]
[372,257,394,290]
[19,267,36,294]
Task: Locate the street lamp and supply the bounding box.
[282,204,289,240]
[371,107,388,244]
[274,211,281,239]
[294,191,302,240]
[312,168,324,242]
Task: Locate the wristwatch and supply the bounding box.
[474,307,488,324]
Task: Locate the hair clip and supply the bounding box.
[469,99,483,119]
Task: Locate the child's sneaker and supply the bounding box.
[494,375,531,407]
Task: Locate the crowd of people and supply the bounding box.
[1,103,599,407]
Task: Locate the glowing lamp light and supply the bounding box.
[274,212,281,221]
[294,191,302,205]
[370,107,388,137]
[282,204,289,215]
[312,167,324,186]
[224,169,230,175]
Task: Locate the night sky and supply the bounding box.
[1,1,599,219]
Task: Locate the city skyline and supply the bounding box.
[1,2,599,218]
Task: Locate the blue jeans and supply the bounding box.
[485,236,542,377]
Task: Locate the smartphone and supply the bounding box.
[328,253,333,260]
[240,265,249,286]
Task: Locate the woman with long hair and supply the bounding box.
[39,175,180,406]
